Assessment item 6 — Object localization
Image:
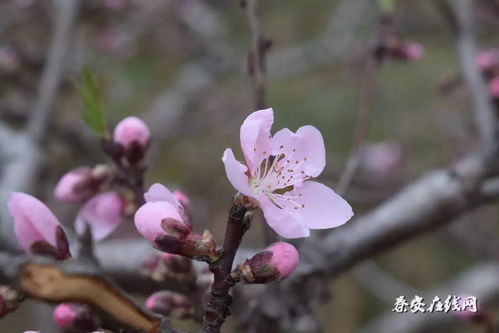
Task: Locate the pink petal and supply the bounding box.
[222,149,253,196]
[79,192,124,241]
[134,201,183,244]
[8,192,61,251]
[270,125,326,178]
[239,108,274,170]
[54,167,92,203]
[259,194,310,238]
[144,183,180,206]
[295,181,353,229]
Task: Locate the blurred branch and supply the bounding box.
[351,260,417,305]
[453,0,497,148]
[360,263,499,333]
[244,0,278,245]
[0,254,183,333]
[295,147,499,281]
[26,0,79,140]
[267,0,373,78]
[0,0,80,251]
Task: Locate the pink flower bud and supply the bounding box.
[8,193,70,260]
[54,167,92,203]
[113,116,150,151]
[237,242,299,284]
[0,286,23,319]
[404,42,424,60]
[134,201,217,259]
[145,291,192,319]
[489,77,499,98]
[76,192,124,241]
[476,49,499,71]
[53,303,97,331]
[363,141,403,178]
[54,166,113,203]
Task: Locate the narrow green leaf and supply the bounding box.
[378,0,396,13]
[74,67,106,135]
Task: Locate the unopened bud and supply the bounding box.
[145,291,192,319]
[54,165,113,203]
[135,201,218,260]
[53,303,98,332]
[236,242,299,284]
[113,117,151,165]
[8,193,70,260]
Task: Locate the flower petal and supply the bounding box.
[240,108,274,170]
[222,148,253,196]
[270,125,326,179]
[79,192,124,241]
[134,201,183,244]
[144,183,178,205]
[8,192,61,249]
[259,194,310,239]
[294,181,353,229]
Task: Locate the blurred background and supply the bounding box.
[1,0,499,332]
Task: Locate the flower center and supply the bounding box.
[248,150,310,210]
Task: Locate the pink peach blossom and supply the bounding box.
[113,116,150,150]
[7,192,70,260]
[76,192,124,241]
[222,108,353,238]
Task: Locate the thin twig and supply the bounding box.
[453,0,497,148]
[244,0,277,245]
[201,203,249,333]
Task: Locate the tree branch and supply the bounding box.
[360,263,499,333]
[453,0,497,148]
[201,203,249,333]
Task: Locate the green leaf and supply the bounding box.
[378,0,396,13]
[74,67,106,135]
